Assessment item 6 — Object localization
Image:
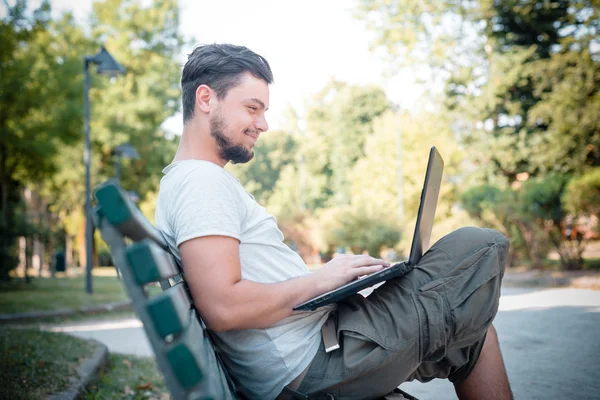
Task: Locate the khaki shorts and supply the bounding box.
[297,227,510,400]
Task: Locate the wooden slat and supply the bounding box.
[94,180,167,248]
[126,239,180,285]
[166,311,236,399]
[147,283,192,339]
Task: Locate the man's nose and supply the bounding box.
[256,115,268,133]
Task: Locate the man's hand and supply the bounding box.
[179,235,391,331]
[313,255,391,294]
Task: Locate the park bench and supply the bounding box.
[94,179,418,400]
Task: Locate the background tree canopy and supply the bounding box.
[2,0,599,279]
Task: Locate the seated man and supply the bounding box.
[155,43,513,400]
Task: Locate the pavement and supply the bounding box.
[41,286,600,399]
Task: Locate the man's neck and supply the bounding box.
[173,121,226,167]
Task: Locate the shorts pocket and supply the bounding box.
[419,244,503,346]
[336,294,419,355]
[419,246,493,294]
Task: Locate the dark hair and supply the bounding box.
[181,43,274,123]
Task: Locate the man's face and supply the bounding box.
[209,72,270,164]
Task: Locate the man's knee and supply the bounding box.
[436,227,510,272]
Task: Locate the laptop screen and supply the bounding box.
[408,147,444,266]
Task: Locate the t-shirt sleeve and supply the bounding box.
[169,167,244,247]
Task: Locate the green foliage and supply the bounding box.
[0,1,85,278]
[322,206,402,257]
[0,0,186,276]
[356,0,600,270]
[460,185,504,220]
[460,175,585,269]
[563,168,600,217]
[527,49,600,174]
[520,174,569,223]
[228,130,299,206]
[303,81,391,208]
[355,0,481,76]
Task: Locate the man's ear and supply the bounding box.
[195,84,212,114]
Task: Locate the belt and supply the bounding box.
[277,312,339,400]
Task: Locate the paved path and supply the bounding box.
[48,287,600,399]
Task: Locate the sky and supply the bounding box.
[28,0,424,133]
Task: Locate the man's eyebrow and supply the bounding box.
[248,98,268,111]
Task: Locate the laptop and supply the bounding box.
[294,146,444,311]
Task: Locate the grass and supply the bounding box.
[80,354,169,400]
[584,258,600,270]
[0,328,97,400]
[538,257,600,271]
[0,271,161,315]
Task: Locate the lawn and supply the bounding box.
[0,328,97,400]
[0,271,161,315]
[80,354,169,400]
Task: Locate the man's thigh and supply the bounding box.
[297,227,509,399]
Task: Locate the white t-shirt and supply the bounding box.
[155,160,334,399]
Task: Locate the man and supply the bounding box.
[156,43,513,400]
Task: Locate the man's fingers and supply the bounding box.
[353,264,385,277]
[350,256,390,268]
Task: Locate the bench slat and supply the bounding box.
[94,180,167,248]
[167,341,204,390]
[126,239,180,285]
[165,310,235,399]
[147,282,192,339]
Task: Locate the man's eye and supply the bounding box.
[248,106,257,111]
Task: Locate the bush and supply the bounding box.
[322,206,402,257]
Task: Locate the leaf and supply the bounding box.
[135,382,153,390]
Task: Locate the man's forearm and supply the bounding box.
[199,272,325,332]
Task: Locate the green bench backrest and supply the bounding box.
[94,180,237,400]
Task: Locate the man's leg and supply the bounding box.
[454,324,513,400]
[296,227,511,399]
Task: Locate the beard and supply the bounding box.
[209,111,254,164]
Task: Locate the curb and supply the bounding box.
[48,339,109,400]
[0,300,132,324]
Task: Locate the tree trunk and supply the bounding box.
[34,236,42,278]
[47,232,55,278]
[18,236,26,271]
[25,236,32,283]
[78,215,86,268]
[65,233,72,269]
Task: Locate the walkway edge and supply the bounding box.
[0,300,132,323]
[48,339,109,400]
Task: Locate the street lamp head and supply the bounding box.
[89,47,126,76]
[114,143,140,160]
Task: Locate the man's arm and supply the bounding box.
[179,235,389,332]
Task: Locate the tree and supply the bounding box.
[356,0,600,181]
[563,168,600,219]
[303,81,391,209]
[355,0,483,82]
[0,1,87,278]
[42,0,185,266]
[356,0,600,270]
[322,206,402,257]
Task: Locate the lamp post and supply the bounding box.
[113,143,140,185]
[84,47,126,294]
